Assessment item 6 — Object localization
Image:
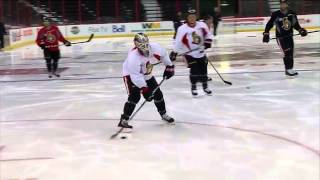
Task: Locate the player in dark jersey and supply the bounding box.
[263,0,307,76]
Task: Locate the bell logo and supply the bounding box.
[142,23,161,29]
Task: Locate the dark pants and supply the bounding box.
[213,22,218,36]
[44,49,61,73]
[185,55,209,89]
[277,37,294,70]
[122,76,166,120]
[0,35,4,48]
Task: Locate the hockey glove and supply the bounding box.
[40,44,46,50]
[299,28,308,37]
[64,41,71,46]
[169,51,178,61]
[141,87,153,102]
[262,32,270,43]
[204,39,212,49]
[163,65,175,80]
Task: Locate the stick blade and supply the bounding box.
[224,81,232,85]
[109,134,118,139]
[87,34,94,42]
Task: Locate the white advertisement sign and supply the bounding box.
[8,15,319,48]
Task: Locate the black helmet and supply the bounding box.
[187,9,197,15]
[280,0,289,4]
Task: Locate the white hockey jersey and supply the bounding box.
[174,21,212,58]
[123,42,173,88]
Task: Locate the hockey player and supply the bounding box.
[263,0,307,76]
[36,18,71,78]
[118,33,175,129]
[170,9,213,96]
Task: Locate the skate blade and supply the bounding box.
[166,122,175,126]
[121,128,133,133]
[285,75,297,79]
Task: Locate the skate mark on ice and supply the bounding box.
[0,69,319,83]
[2,118,319,157]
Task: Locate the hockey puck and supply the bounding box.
[246,86,250,89]
[121,136,127,139]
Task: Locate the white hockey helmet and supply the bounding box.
[134,32,150,57]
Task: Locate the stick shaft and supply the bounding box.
[270,30,320,40]
[208,59,232,85]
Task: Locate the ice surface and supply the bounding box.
[0,32,319,180]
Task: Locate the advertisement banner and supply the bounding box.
[8,15,319,48]
[130,21,174,33]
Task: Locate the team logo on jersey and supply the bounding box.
[282,17,291,30]
[46,32,56,43]
[145,62,154,75]
[191,31,201,45]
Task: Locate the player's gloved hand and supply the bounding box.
[40,44,46,50]
[141,87,153,102]
[204,39,212,49]
[299,28,308,37]
[262,32,270,43]
[64,41,71,46]
[169,51,178,61]
[163,65,175,80]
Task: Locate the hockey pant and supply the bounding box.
[122,76,166,120]
[277,37,294,70]
[44,49,61,73]
[185,55,209,89]
[0,35,4,49]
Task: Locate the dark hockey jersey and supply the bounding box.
[264,10,302,37]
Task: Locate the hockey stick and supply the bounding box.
[247,30,320,39]
[59,34,94,46]
[270,30,320,40]
[110,78,166,139]
[207,59,232,85]
[152,47,202,66]
[70,33,94,44]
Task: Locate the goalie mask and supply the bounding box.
[134,33,150,57]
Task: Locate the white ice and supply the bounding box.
[0,32,319,180]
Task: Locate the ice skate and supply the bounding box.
[161,113,175,123]
[203,87,212,95]
[191,84,198,97]
[118,115,133,129]
[53,72,60,77]
[48,72,53,78]
[285,69,298,76]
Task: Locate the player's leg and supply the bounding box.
[52,51,61,77]
[205,56,212,81]
[200,56,212,95]
[285,38,296,75]
[186,56,199,96]
[0,35,4,49]
[44,49,53,78]
[119,76,141,128]
[277,37,297,76]
[213,22,218,36]
[146,77,174,123]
